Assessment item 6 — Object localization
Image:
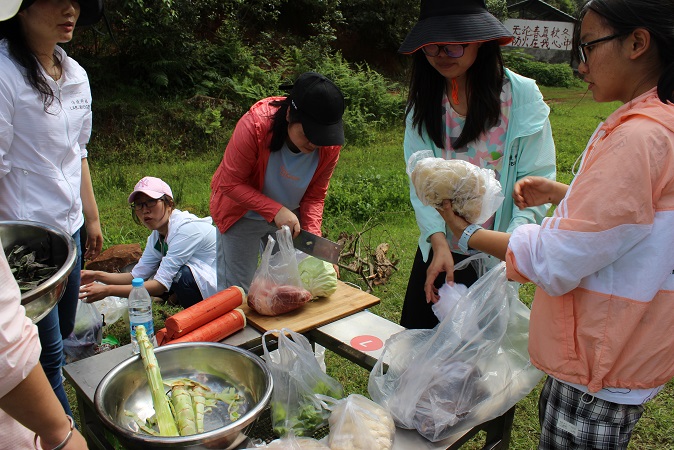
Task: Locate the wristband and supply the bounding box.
[458,224,483,253]
[34,415,74,450]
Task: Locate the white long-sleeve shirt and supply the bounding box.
[132,209,218,298]
[0,41,92,235]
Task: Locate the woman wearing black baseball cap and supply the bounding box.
[0,0,104,436]
[399,0,557,329]
[210,72,345,293]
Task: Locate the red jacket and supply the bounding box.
[210,97,340,235]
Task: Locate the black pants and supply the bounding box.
[170,265,204,308]
[400,247,479,329]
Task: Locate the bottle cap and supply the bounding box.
[132,278,144,287]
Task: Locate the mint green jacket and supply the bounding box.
[404,69,556,261]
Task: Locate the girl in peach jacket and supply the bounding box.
[437,0,674,448]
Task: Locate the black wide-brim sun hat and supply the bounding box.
[399,0,513,54]
[17,0,104,26]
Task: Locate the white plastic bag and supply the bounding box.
[243,434,330,449]
[433,253,493,322]
[407,150,504,224]
[368,262,543,442]
[326,394,395,450]
[432,282,468,322]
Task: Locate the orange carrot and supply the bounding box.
[165,286,244,339]
[166,309,246,345]
[156,327,168,346]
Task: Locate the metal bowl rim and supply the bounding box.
[0,220,77,302]
[93,342,273,444]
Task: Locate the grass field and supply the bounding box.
[67,85,674,449]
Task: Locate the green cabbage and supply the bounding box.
[298,256,338,298]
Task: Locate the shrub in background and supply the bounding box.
[503,49,576,88]
[325,170,409,222]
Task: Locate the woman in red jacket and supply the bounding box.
[210,72,345,292]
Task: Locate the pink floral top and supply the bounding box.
[442,79,512,253]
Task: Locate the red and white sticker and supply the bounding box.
[350,335,384,352]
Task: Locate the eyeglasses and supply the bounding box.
[577,33,624,64]
[421,43,469,58]
[130,198,160,211]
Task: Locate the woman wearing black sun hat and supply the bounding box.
[399,0,557,329]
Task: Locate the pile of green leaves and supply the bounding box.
[271,380,343,437]
[6,244,57,293]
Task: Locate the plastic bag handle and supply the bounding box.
[261,328,314,360]
[258,235,276,273]
[454,252,490,271]
[314,393,339,411]
[261,329,278,359]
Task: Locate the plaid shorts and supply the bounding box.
[538,377,645,450]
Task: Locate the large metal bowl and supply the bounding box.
[0,220,77,323]
[94,342,273,450]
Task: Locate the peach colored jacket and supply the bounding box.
[210,97,340,235]
[506,88,674,393]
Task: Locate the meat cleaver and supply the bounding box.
[293,229,343,264]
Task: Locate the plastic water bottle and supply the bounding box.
[128,277,156,354]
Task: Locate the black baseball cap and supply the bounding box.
[290,72,345,147]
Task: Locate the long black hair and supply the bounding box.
[0,15,60,112]
[406,40,505,150]
[574,0,674,103]
[267,96,303,152]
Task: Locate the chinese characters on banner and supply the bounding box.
[504,19,574,50]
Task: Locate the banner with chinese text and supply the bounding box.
[504,19,573,51]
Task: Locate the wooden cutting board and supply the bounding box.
[239,281,380,333]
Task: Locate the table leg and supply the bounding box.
[76,391,116,449]
[481,405,515,450]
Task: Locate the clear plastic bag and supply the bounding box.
[92,294,128,326]
[262,328,344,437]
[368,262,543,442]
[326,394,395,450]
[248,226,313,316]
[63,300,103,363]
[407,150,504,224]
[433,253,494,322]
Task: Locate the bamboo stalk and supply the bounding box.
[169,380,197,436]
[136,325,179,436]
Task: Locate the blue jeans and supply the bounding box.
[36,228,82,417]
[171,265,203,308]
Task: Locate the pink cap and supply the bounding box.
[128,177,173,203]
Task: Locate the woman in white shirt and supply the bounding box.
[80,177,218,308]
[0,0,103,420]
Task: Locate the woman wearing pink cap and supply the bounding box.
[80,177,217,309]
